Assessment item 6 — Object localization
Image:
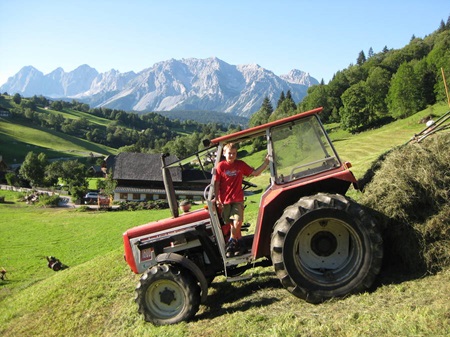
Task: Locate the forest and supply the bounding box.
[296,18,450,132]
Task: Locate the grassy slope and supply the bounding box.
[328,103,449,179]
[48,107,112,127]
[1,104,450,336]
[0,117,118,163]
[1,195,448,337]
[0,97,120,163]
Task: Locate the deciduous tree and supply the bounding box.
[387,62,423,119]
[339,81,370,132]
[19,152,47,187]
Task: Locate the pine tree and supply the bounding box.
[357,50,366,65]
[285,90,297,111]
[438,19,446,32]
[277,91,285,108]
[249,96,273,127]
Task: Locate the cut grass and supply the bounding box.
[1,215,449,337]
[0,196,171,300]
[331,103,449,179]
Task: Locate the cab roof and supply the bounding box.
[164,107,323,169]
[210,107,323,145]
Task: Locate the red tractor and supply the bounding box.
[123,107,383,325]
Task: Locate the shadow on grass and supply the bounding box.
[331,138,350,143]
[195,271,282,321]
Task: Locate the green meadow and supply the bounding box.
[0,118,117,163]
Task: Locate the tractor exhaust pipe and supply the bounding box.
[161,154,179,218]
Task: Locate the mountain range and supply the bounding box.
[0,57,318,117]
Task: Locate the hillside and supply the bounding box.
[0,94,229,164]
[0,119,117,164]
[1,103,449,336]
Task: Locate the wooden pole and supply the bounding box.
[441,67,450,108]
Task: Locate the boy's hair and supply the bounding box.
[224,142,238,152]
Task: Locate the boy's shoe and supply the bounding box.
[225,239,237,258]
[234,239,247,256]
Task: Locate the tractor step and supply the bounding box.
[226,274,253,282]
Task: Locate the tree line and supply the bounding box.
[250,17,450,133]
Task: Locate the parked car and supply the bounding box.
[84,192,99,204]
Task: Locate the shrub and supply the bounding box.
[35,194,61,207]
[117,200,169,211]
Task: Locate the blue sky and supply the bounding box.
[0,0,448,86]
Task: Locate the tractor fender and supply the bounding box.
[156,252,209,303]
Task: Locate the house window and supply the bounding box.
[120,193,128,199]
[133,193,140,200]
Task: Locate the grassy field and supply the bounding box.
[1,104,450,336]
[0,118,117,163]
[0,96,121,164]
[0,190,449,337]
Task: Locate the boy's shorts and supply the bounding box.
[222,202,244,224]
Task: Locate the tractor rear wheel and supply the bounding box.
[135,264,200,325]
[270,193,383,303]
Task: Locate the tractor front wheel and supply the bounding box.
[270,193,383,303]
[135,264,200,325]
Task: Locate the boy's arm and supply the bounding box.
[251,154,270,177]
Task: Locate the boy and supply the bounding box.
[179,199,192,213]
[214,142,270,257]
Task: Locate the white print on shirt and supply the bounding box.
[225,169,238,177]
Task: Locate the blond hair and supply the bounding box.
[224,142,238,152]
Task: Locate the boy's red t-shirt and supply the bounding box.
[216,159,254,204]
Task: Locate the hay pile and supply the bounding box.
[359,133,450,275]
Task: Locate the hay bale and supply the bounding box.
[360,133,450,274]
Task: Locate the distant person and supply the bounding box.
[179,199,192,213]
[214,142,270,257]
[46,256,68,271]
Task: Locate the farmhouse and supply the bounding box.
[110,152,210,202]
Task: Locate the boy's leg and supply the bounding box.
[230,202,248,256]
[229,202,244,239]
[223,202,245,257]
[222,204,237,257]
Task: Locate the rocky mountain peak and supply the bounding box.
[0,57,318,117]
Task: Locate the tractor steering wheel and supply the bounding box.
[242,180,257,191]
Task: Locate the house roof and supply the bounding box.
[112,152,181,182]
